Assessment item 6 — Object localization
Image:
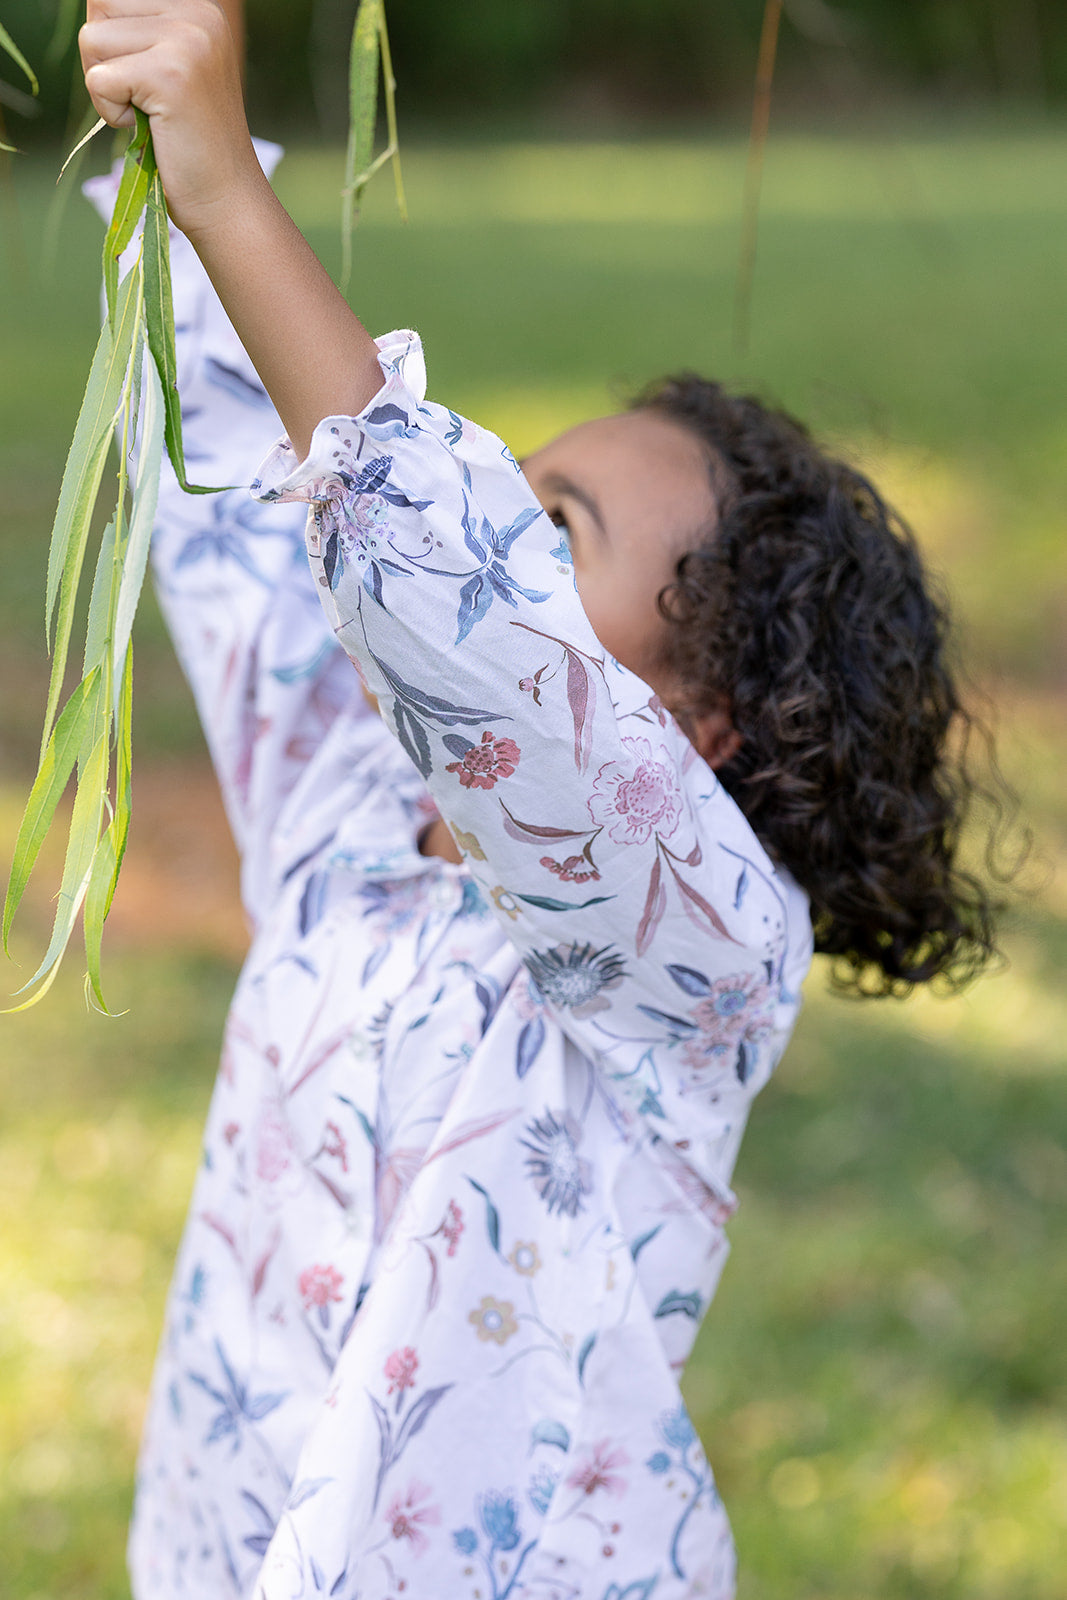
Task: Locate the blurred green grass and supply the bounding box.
[1,130,1065,1598]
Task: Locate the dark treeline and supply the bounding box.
[2,0,1064,146]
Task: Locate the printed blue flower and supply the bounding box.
[659,1403,697,1452]
[523,942,626,1014]
[646,1451,671,1474]
[528,1465,559,1516]
[479,1490,521,1552]
[452,1526,478,1555]
[521,1108,593,1218]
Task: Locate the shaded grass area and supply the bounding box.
[1,129,1065,1597]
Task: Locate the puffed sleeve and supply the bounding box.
[84,146,389,927]
[254,331,813,1190]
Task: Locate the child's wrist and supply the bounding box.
[170,149,271,247]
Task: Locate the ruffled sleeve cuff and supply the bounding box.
[249,329,428,504]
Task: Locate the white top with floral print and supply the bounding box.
[86,147,812,1600]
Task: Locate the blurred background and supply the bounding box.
[1,2,1065,1596]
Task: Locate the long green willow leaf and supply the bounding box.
[340,0,405,294]
[42,265,139,754]
[112,352,163,711]
[83,514,118,677]
[84,645,133,1013]
[142,169,217,493]
[2,667,101,959]
[46,0,82,67]
[0,20,38,96]
[104,110,155,325]
[16,719,111,998]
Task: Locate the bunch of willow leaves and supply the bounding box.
[3,112,210,1012]
[4,0,405,1011]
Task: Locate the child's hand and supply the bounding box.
[79,0,261,237]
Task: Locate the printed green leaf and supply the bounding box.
[143,170,219,494]
[2,668,101,957]
[103,109,155,325]
[42,265,140,754]
[0,20,38,95]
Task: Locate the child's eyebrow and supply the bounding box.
[540,472,607,538]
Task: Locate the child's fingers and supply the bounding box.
[79,17,157,127]
[82,57,141,128]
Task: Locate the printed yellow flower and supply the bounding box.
[508,1241,542,1277]
[452,826,486,861]
[468,1295,518,1345]
[490,886,521,921]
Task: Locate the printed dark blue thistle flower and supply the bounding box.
[523,942,626,1019]
[521,1109,593,1217]
[479,1490,521,1551]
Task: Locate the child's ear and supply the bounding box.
[679,705,743,770]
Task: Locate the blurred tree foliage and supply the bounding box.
[1,0,1063,148]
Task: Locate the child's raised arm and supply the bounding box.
[79,0,383,457]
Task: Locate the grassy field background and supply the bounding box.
[1,125,1065,1598]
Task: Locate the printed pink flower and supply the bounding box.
[446,730,521,790]
[298,1264,344,1323]
[384,1480,441,1555]
[680,971,774,1071]
[540,853,600,884]
[439,1199,464,1257]
[322,1119,349,1172]
[587,737,682,844]
[384,1345,419,1395]
[567,1440,630,1497]
[255,1101,297,1185]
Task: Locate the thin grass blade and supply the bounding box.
[41,268,139,755]
[2,668,101,957]
[103,110,155,325]
[0,21,39,95]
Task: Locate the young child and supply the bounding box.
[78,4,1000,1597]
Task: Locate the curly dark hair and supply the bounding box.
[634,374,1016,997]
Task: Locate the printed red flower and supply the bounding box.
[322,1119,349,1172]
[439,1199,464,1257]
[384,1479,441,1555]
[384,1345,419,1395]
[540,853,600,884]
[298,1263,344,1311]
[446,730,521,790]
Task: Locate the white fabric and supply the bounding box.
[85,155,812,1600]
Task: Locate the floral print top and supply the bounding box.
[86,147,812,1600]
